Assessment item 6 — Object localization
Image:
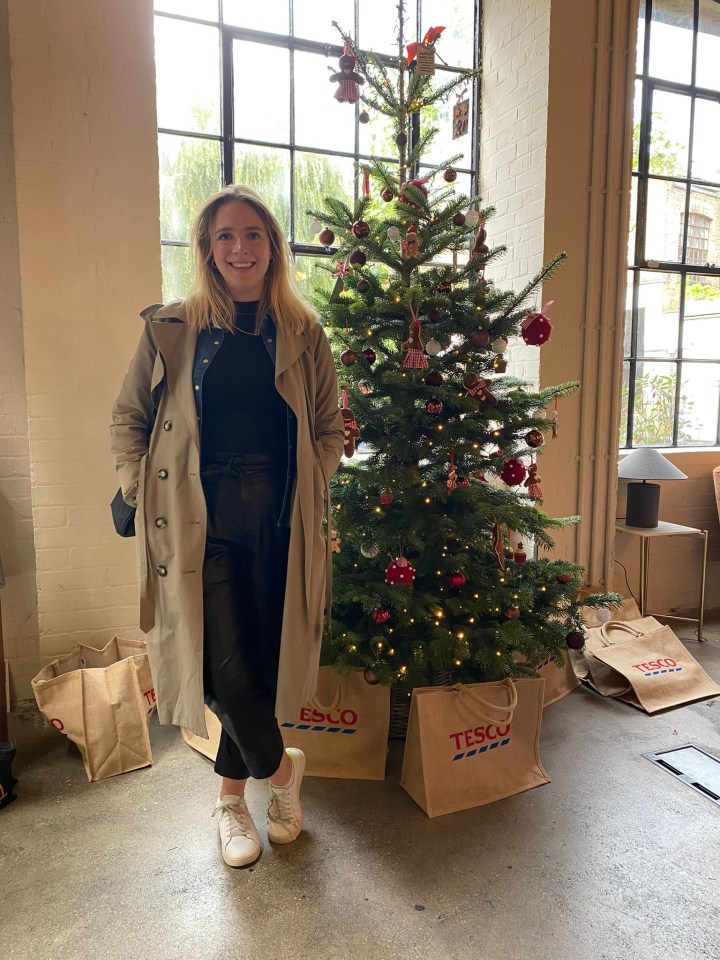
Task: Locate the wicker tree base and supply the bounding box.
[389,671,453,740]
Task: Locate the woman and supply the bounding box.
[110,185,344,867]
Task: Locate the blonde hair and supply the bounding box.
[184,184,316,335]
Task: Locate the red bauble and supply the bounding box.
[521,309,553,346]
[566,630,585,650]
[319,228,335,245]
[504,606,520,620]
[340,350,357,367]
[457,476,469,487]
[381,187,394,202]
[357,278,370,293]
[500,458,527,487]
[362,348,376,364]
[453,212,466,227]
[385,556,416,585]
[425,398,443,415]
[425,370,443,386]
[379,490,394,505]
[447,572,466,588]
[470,329,490,348]
[427,309,441,324]
[525,428,544,449]
[371,608,390,625]
[556,572,572,584]
[349,250,367,266]
[444,167,457,183]
[395,132,408,147]
[352,220,370,239]
[364,666,380,685]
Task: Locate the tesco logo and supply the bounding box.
[449,723,511,751]
[299,707,358,726]
[632,658,677,673]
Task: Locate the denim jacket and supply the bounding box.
[192,312,298,526]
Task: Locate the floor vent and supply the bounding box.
[644,744,720,806]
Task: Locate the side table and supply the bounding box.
[615,520,708,642]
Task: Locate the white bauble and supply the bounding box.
[491,338,508,354]
[465,209,480,226]
[360,542,380,558]
[387,225,401,240]
[310,219,322,234]
[426,339,443,356]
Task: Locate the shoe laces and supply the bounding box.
[213,798,253,838]
[268,787,296,825]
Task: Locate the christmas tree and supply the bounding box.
[311,4,618,690]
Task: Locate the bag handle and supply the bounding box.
[308,672,344,713]
[454,679,518,724]
[598,621,643,647]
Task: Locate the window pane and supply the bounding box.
[359,71,400,158]
[159,134,222,242]
[636,272,680,358]
[360,0,416,55]
[619,361,631,447]
[648,0,693,85]
[154,0,218,18]
[648,91,689,178]
[155,18,221,134]
[632,361,677,446]
[295,255,336,302]
[293,0,353,40]
[234,144,291,236]
[636,4,645,70]
[161,244,193,301]
[233,41,290,144]
[421,78,473,166]
[222,0,289,32]
[628,176,638,264]
[688,185,720,265]
[623,272,634,356]
[682,275,720,358]
[644,179,685,263]
[678,362,720,444]
[697,0,720,92]
[295,50,356,151]
[421,0,476,69]
[294,152,356,243]
[631,79,642,172]
[692,98,720,184]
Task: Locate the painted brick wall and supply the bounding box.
[479,0,551,389]
[6,0,162,695]
[0,0,40,702]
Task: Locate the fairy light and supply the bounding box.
[374,507,382,514]
[436,610,444,618]
[454,659,462,666]
[425,497,431,504]
[469,617,475,623]
[399,665,408,675]
[388,648,395,655]
[457,632,465,639]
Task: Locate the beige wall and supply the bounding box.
[3,0,162,700]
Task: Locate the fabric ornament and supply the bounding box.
[361,165,371,197]
[463,373,497,405]
[492,520,506,571]
[330,528,341,553]
[552,396,559,439]
[401,226,423,260]
[500,457,527,487]
[452,87,470,139]
[341,388,360,457]
[385,555,416,585]
[399,176,430,208]
[446,454,457,490]
[525,462,543,499]
[521,300,554,346]
[402,309,428,369]
[330,42,365,104]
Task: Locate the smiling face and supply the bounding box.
[210,201,273,301]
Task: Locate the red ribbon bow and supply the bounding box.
[407,26,445,64]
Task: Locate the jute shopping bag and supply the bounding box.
[534,655,580,706]
[571,617,663,695]
[587,621,720,713]
[32,637,155,781]
[400,678,550,818]
[279,668,391,780]
[183,668,391,781]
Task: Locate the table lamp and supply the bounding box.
[618,448,687,528]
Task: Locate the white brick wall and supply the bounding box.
[480,0,551,388]
[5,0,161,695]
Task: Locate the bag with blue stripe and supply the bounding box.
[401,678,550,818]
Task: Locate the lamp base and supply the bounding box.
[626,482,660,528]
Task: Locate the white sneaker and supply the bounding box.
[211,795,261,867]
[267,748,305,844]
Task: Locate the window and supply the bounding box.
[153,0,481,304]
[623,0,720,448]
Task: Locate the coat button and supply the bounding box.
[156,565,167,577]
[203,358,209,364]
[157,469,168,479]
[163,420,172,431]
[155,517,167,528]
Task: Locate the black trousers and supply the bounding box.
[201,455,291,781]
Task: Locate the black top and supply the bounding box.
[201,301,288,464]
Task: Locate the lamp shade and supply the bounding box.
[618,448,687,481]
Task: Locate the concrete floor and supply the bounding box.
[2,626,719,960]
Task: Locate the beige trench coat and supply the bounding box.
[110,302,344,737]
